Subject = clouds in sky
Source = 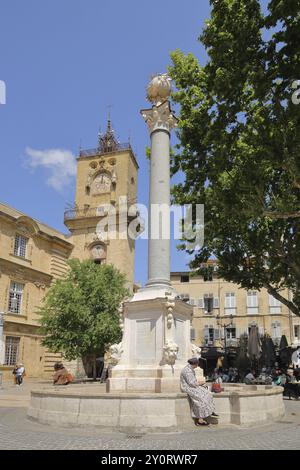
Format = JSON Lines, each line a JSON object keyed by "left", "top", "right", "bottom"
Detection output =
{"left": 25, "top": 147, "right": 76, "bottom": 192}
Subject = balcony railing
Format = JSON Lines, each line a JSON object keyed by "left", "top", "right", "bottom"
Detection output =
{"left": 64, "top": 207, "right": 102, "bottom": 221}
{"left": 79, "top": 142, "right": 132, "bottom": 158}
{"left": 64, "top": 200, "right": 138, "bottom": 222}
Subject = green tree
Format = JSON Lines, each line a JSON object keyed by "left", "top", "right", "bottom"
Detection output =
{"left": 169, "top": 0, "right": 300, "bottom": 316}
{"left": 39, "top": 260, "right": 129, "bottom": 379}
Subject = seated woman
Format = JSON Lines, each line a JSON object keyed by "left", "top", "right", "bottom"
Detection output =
{"left": 53, "top": 363, "right": 73, "bottom": 385}
{"left": 180, "top": 358, "right": 218, "bottom": 426}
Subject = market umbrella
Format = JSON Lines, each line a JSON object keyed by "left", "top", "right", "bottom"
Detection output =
{"left": 279, "top": 335, "right": 288, "bottom": 350}
{"left": 248, "top": 325, "right": 262, "bottom": 360}
{"left": 279, "top": 335, "right": 290, "bottom": 368}
{"left": 261, "top": 335, "right": 276, "bottom": 368}
{"left": 234, "top": 334, "right": 250, "bottom": 377}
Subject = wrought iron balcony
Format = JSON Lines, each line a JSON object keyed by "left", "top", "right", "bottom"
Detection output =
{"left": 79, "top": 142, "right": 132, "bottom": 158}
{"left": 64, "top": 206, "right": 101, "bottom": 221}
{"left": 64, "top": 199, "right": 138, "bottom": 222}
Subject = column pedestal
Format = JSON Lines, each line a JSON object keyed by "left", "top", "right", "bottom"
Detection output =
{"left": 107, "top": 290, "right": 202, "bottom": 393}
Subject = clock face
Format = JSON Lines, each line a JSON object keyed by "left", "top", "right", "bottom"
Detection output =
{"left": 92, "top": 173, "right": 111, "bottom": 194}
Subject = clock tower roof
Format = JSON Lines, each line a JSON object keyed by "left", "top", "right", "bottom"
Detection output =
{"left": 98, "top": 119, "right": 119, "bottom": 154}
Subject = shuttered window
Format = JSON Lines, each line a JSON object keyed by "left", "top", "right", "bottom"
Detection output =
{"left": 225, "top": 293, "right": 236, "bottom": 315}
{"left": 271, "top": 322, "right": 281, "bottom": 341}
{"left": 4, "top": 336, "right": 20, "bottom": 365}
{"left": 247, "top": 291, "right": 259, "bottom": 314}
{"left": 269, "top": 295, "right": 281, "bottom": 314}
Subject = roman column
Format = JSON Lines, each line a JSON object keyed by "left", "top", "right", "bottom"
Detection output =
{"left": 141, "top": 74, "right": 177, "bottom": 290}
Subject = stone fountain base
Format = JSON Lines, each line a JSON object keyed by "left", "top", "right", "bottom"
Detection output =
{"left": 27, "top": 383, "right": 285, "bottom": 433}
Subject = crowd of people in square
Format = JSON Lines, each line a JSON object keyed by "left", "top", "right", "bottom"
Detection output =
{"left": 209, "top": 365, "right": 299, "bottom": 386}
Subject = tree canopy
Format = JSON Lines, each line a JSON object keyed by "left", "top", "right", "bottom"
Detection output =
{"left": 39, "top": 260, "right": 129, "bottom": 376}
{"left": 169, "top": 0, "right": 300, "bottom": 315}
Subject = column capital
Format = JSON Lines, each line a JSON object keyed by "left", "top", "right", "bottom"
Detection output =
{"left": 141, "top": 101, "right": 178, "bottom": 135}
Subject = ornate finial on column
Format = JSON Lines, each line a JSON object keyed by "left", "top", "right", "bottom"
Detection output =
{"left": 141, "top": 74, "right": 178, "bottom": 135}
{"left": 146, "top": 73, "right": 172, "bottom": 106}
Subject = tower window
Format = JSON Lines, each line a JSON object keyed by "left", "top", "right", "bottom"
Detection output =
{"left": 90, "top": 244, "right": 106, "bottom": 264}
{"left": 8, "top": 282, "right": 24, "bottom": 314}
{"left": 14, "top": 235, "right": 28, "bottom": 258}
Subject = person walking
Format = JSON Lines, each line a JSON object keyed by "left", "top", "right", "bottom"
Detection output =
{"left": 15, "top": 363, "right": 25, "bottom": 386}
{"left": 180, "top": 357, "right": 218, "bottom": 426}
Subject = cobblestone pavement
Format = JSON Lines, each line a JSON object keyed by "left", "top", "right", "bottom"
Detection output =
{"left": 0, "top": 381, "right": 299, "bottom": 450}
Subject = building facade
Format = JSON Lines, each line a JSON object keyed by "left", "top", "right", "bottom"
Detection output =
{"left": 0, "top": 203, "right": 73, "bottom": 380}
{"left": 0, "top": 122, "right": 138, "bottom": 381}
{"left": 171, "top": 267, "right": 300, "bottom": 349}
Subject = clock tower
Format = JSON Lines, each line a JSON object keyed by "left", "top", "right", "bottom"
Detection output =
{"left": 64, "top": 120, "right": 138, "bottom": 291}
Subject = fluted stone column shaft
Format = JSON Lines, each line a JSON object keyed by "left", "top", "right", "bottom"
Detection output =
{"left": 141, "top": 96, "right": 177, "bottom": 290}
{"left": 147, "top": 128, "right": 171, "bottom": 288}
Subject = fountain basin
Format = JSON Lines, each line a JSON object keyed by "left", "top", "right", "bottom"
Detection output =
{"left": 27, "top": 383, "right": 285, "bottom": 432}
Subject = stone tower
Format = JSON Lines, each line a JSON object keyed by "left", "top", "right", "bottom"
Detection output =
{"left": 64, "top": 121, "right": 138, "bottom": 291}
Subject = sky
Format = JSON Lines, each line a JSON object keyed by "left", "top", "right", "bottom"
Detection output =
{"left": 0, "top": 0, "right": 268, "bottom": 285}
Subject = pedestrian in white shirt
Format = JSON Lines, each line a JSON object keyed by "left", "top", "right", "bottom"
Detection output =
{"left": 16, "top": 363, "right": 25, "bottom": 386}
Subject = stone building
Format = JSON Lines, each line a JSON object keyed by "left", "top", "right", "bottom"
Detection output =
{"left": 0, "top": 202, "right": 73, "bottom": 380}
{"left": 0, "top": 122, "right": 138, "bottom": 381}
{"left": 171, "top": 265, "right": 300, "bottom": 349}
{"left": 65, "top": 120, "right": 138, "bottom": 289}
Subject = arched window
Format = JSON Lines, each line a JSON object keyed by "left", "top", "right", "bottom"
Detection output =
{"left": 90, "top": 243, "right": 107, "bottom": 264}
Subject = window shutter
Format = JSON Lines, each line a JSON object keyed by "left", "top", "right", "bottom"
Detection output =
{"left": 276, "top": 322, "right": 281, "bottom": 338}
{"left": 225, "top": 293, "right": 236, "bottom": 308}
{"left": 214, "top": 328, "right": 220, "bottom": 340}
{"left": 259, "top": 327, "right": 264, "bottom": 336}
{"left": 204, "top": 327, "right": 209, "bottom": 340}
{"left": 241, "top": 327, "right": 249, "bottom": 336}
{"left": 269, "top": 294, "right": 279, "bottom": 307}
{"left": 213, "top": 297, "right": 219, "bottom": 309}
{"left": 198, "top": 298, "right": 204, "bottom": 308}
{"left": 236, "top": 328, "right": 240, "bottom": 339}
{"left": 247, "top": 291, "right": 257, "bottom": 307}
{"left": 271, "top": 322, "right": 276, "bottom": 338}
